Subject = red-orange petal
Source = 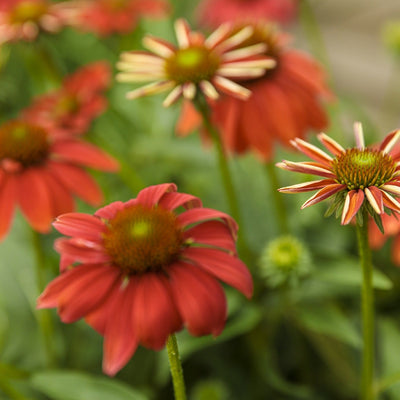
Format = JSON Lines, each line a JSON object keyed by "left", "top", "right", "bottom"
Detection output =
{"left": 183, "top": 247, "right": 253, "bottom": 298}
{"left": 132, "top": 273, "right": 182, "bottom": 349}
{"left": 0, "top": 174, "right": 17, "bottom": 240}
{"left": 341, "top": 190, "right": 364, "bottom": 225}
{"left": 136, "top": 183, "right": 177, "bottom": 207}
{"left": 17, "top": 168, "right": 53, "bottom": 233}
{"left": 169, "top": 261, "right": 227, "bottom": 337}
{"left": 53, "top": 213, "right": 105, "bottom": 241}
{"left": 183, "top": 220, "right": 236, "bottom": 253}
{"left": 158, "top": 191, "right": 202, "bottom": 211}
{"left": 51, "top": 140, "right": 119, "bottom": 171}
{"left": 103, "top": 281, "right": 138, "bottom": 376}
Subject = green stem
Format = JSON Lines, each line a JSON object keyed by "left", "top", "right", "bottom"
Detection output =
{"left": 193, "top": 96, "right": 252, "bottom": 261}
{"left": 193, "top": 97, "right": 241, "bottom": 224}
{"left": 356, "top": 214, "right": 375, "bottom": 400}
{"left": 166, "top": 334, "right": 187, "bottom": 400}
{"left": 31, "top": 229, "right": 56, "bottom": 368}
{"left": 265, "top": 162, "right": 289, "bottom": 234}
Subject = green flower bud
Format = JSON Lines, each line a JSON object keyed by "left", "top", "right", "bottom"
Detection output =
{"left": 258, "top": 235, "right": 312, "bottom": 288}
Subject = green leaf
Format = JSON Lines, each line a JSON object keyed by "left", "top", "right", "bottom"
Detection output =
{"left": 314, "top": 258, "right": 393, "bottom": 290}
{"left": 30, "top": 370, "right": 149, "bottom": 400}
{"left": 296, "top": 303, "right": 361, "bottom": 347}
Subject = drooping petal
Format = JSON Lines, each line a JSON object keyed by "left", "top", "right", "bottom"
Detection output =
{"left": 49, "top": 161, "right": 104, "bottom": 205}
{"left": 183, "top": 220, "right": 236, "bottom": 253}
{"left": 43, "top": 169, "right": 75, "bottom": 217}
{"left": 51, "top": 140, "right": 119, "bottom": 171}
{"left": 182, "top": 247, "right": 253, "bottom": 298}
{"left": 290, "top": 138, "right": 332, "bottom": 166}
{"left": 132, "top": 273, "right": 182, "bottom": 349}
{"left": 276, "top": 160, "right": 336, "bottom": 179}
{"left": 158, "top": 191, "right": 202, "bottom": 211}
{"left": 17, "top": 168, "right": 53, "bottom": 233}
{"left": 341, "top": 190, "right": 365, "bottom": 225}
{"left": 278, "top": 179, "right": 338, "bottom": 193}
{"left": 102, "top": 280, "right": 138, "bottom": 376}
{"left": 37, "top": 264, "right": 111, "bottom": 308}
{"left": 380, "top": 129, "right": 400, "bottom": 154}
{"left": 57, "top": 265, "right": 120, "bottom": 323}
{"left": 95, "top": 201, "right": 126, "bottom": 220}
{"left": 382, "top": 191, "right": 400, "bottom": 213}
{"left": 0, "top": 174, "right": 17, "bottom": 240}
{"left": 317, "top": 132, "right": 345, "bottom": 156}
{"left": 136, "top": 183, "right": 177, "bottom": 207}
{"left": 301, "top": 184, "right": 346, "bottom": 209}
{"left": 54, "top": 237, "right": 111, "bottom": 264}
{"left": 53, "top": 213, "right": 105, "bottom": 241}
{"left": 177, "top": 208, "right": 238, "bottom": 239}
{"left": 169, "top": 261, "right": 227, "bottom": 337}
{"left": 365, "top": 186, "right": 384, "bottom": 215}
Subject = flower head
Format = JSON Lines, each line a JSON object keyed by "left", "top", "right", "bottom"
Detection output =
{"left": 196, "top": 0, "right": 298, "bottom": 29}
{"left": 259, "top": 235, "right": 312, "bottom": 287}
{"left": 72, "top": 0, "right": 169, "bottom": 37}
{"left": 23, "top": 62, "right": 111, "bottom": 136}
{"left": 0, "top": 118, "right": 118, "bottom": 239}
{"left": 37, "top": 183, "right": 253, "bottom": 376}
{"left": 0, "top": 0, "right": 80, "bottom": 44}
{"left": 116, "top": 18, "right": 276, "bottom": 106}
{"left": 277, "top": 123, "right": 400, "bottom": 225}
{"left": 177, "top": 23, "right": 332, "bottom": 161}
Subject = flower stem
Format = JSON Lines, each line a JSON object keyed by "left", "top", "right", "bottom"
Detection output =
{"left": 192, "top": 96, "right": 253, "bottom": 263}
{"left": 356, "top": 214, "right": 375, "bottom": 400}
{"left": 31, "top": 229, "right": 56, "bottom": 368}
{"left": 193, "top": 97, "right": 241, "bottom": 224}
{"left": 166, "top": 334, "right": 186, "bottom": 400}
{"left": 265, "top": 162, "right": 289, "bottom": 234}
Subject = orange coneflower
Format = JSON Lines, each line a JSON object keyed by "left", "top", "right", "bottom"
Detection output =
{"left": 37, "top": 183, "right": 253, "bottom": 376}
{"left": 23, "top": 62, "right": 111, "bottom": 137}
{"left": 277, "top": 123, "right": 400, "bottom": 225}
{"left": 0, "top": 119, "right": 118, "bottom": 239}
{"left": 116, "top": 18, "right": 276, "bottom": 106}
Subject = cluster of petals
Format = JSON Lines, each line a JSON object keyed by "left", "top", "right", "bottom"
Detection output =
{"left": 37, "top": 183, "right": 253, "bottom": 376}
{"left": 0, "top": 0, "right": 81, "bottom": 44}
{"left": 116, "top": 18, "right": 276, "bottom": 106}
{"left": 71, "top": 0, "right": 169, "bottom": 37}
{"left": 196, "top": 0, "right": 298, "bottom": 28}
{"left": 0, "top": 119, "right": 118, "bottom": 240}
{"left": 177, "top": 25, "right": 332, "bottom": 161}
{"left": 23, "top": 62, "right": 111, "bottom": 137}
{"left": 277, "top": 123, "right": 400, "bottom": 225}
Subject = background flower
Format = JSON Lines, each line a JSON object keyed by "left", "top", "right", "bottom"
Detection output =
{"left": 177, "top": 24, "right": 332, "bottom": 161}
{"left": 196, "top": 0, "right": 298, "bottom": 29}
{"left": 37, "top": 183, "right": 253, "bottom": 376}
{"left": 23, "top": 61, "right": 111, "bottom": 136}
{"left": 116, "top": 18, "right": 276, "bottom": 106}
{"left": 0, "top": 118, "right": 118, "bottom": 239}
{"left": 72, "top": 0, "right": 169, "bottom": 37}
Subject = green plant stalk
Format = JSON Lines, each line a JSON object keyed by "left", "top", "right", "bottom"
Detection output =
{"left": 265, "top": 162, "right": 289, "bottom": 234}
{"left": 31, "top": 229, "right": 56, "bottom": 368}
{"left": 166, "top": 334, "right": 187, "bottom": 400}
{"left": 356, "top": 214, "right": 374, "bottom": 400}
{"left": 193, "top": 96, "right": 252, "bottom": 261}
{"left": 193, "top": 97, "right": 241, "bottom": 224}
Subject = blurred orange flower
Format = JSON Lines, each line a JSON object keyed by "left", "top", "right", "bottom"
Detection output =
{"left": 177, "top": 24, "right": 332, "bottom": 161}
{"left": 23, "top": 62, "right": 111, "bottom": 137}
{"left": 0, "top": 119, "right": 118, "bottom": 239}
